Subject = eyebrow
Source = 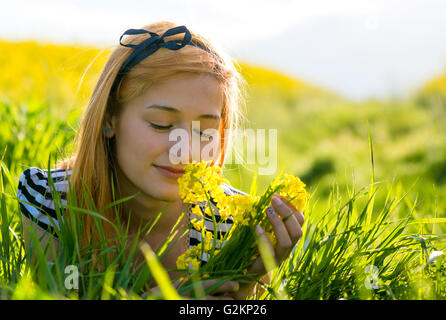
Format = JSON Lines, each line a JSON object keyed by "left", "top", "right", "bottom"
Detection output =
{"left": 145, "top": 104, "right": 221, "bottom": 120}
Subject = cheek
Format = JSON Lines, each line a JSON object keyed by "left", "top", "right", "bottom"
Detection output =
{"left": 115, "top": 121, "right": 167, "bottom": 166}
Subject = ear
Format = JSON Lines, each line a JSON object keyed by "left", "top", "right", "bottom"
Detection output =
{"left": 104, "top": 113, "right": 117, "bottom": 138}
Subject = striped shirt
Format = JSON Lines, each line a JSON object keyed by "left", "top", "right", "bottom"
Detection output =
{"left": 17, "top": 167, "right": 247, "bottom": 263}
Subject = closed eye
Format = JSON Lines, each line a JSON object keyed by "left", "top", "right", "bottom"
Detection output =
{"left": 149, "top": 122, "right": 173, "bottom": 130}
{"left": 149, "top": 122, "right": 213, "bottom": 138}
{"left": 193, "top": 129, "right": 212, "bottom": 138}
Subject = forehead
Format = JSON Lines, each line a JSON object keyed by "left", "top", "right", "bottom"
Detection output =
{"left": 129, "top": 73, "right": 224, "bottom": 117}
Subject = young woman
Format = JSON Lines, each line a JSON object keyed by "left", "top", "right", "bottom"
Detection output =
{"left": 17, "top": 21, "right": 305, "bottom": 299}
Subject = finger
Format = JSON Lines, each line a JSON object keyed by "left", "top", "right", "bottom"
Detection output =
{"left": 211, "top": 281, "right": 239, "bottom": 294}
{"left": 203, "top": 295, "right": 235, "bottom": 300}
{"left": 268, "top": 205, "right": 302, "bottom": 246}
{"left": 265, "top": 205, "right": 292, "bottom": 261}
{"left": 248, "top": 225, "right": 276, "bottom": 276}
{"left": 246, "top": 256, "right": 266, "bottom": 277}
{"left": 203, "top": 280, "right": 239, "bottom": 294}
{"left": 296, "top": 210, "right": 305, "bottom": 227}
{"left": 277, "top": 194, "right": 305, "bottom": 226}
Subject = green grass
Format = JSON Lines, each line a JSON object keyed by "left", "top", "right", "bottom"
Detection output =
{"left": 1, "top": 143, "right": 445, "bottom": 299}
{"left": 0, "top": 43, "right": 445, "bottom": 299}
{"left": 1, "top": 119, "right": 445, "bottom": 300}
{"left": 1, "top": 152, "right": 192, "bottom": 299}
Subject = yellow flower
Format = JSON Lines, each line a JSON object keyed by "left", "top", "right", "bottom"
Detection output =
{"left": 266, "top": 231, "right": 277, "bottom": 248}
{"left": 176, "top": 252, "right": 192, "bottom": 270}
{"left": 191, "top": 204, "right": 204, "bottom": 217}
{"left": 188, "top": 258, "right": 200, "bottom": 271}
{"left": 177, "top": 161, "right": 209, "bottom": 204}
{"left": 217, "top": 206, "right": 232, "bottom": 221}
{"left": 198, "top": 204, "right": 217, "bottom": 218}
{"left": 176, "top": 246, "right": 202, "bottom": 271}
{"left": 191, "top": 218, "right": 205, "bottom": 232}
{"left": 277, "top": 174, "right": 308, "bottom": 213}
{"left": 178, "top": 161, "right": 229, "bottom": 204}
{"left": 204, "top": 231, "right": 213, "bottom": 251}
{"left": 224, "top": 194, "right": 257, "bottom": 225}
{"left": 202, "top": 166, "right": 228, "bottom": 192}
{"left": 211, "top": 187, "right": 233, "bottom": 221}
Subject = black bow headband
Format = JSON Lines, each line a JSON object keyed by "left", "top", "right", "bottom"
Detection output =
{"left": 111, "top": 25, "right": 210, "bottom": 93}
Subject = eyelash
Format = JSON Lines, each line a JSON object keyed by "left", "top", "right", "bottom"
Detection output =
{"left": 149, "top": 122, "right": 212, "bottom": 138}
{"left": 149, "top": 122, "right": 173, "bottom": 130}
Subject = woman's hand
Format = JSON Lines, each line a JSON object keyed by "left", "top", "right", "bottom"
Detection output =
{"left": 231, "top": 193, "right": 305, "bottom": 299}
{"left": 253, "top": 193, "right": 304, "bottom": 273}
{"left": 145, "top": 279, "right": 240, "bottom": 300}
{"left": 144, "top": 193, "right": 305, "bottom": 300}
{"left": 194, "top": 279, "right": 240, "bottom": 300}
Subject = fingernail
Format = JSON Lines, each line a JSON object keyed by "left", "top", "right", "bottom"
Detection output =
{"left": 266, "top": 206, "right": 277, "bottom": 217}
{"left": 272, "top": 194, "right": 281, "bottom": 207}
{"left": 255, "top": 225, "right": 263, "bottom": 235}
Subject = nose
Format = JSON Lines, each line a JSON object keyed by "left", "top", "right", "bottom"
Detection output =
{"left": 167, "top": 123, "right": 201, "bottom": 165}
{"left": 188, "top": 124, "right": 201, "bottom": 164}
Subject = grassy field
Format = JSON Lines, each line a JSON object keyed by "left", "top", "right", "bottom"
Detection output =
{"left": 0, "top": 39, "right": 445, "bottom": 299}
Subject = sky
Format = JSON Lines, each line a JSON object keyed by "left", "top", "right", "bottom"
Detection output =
{"left": 1, "top": 0, "right": 446, "bottom": 101}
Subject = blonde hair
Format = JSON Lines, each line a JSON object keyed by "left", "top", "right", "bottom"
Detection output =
{"left": 56, "top": 21, "right": 247, "bottom": 247}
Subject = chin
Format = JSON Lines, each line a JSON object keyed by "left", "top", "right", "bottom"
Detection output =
{"left": 151, "top": 184, "right": 180, "bottom": 202}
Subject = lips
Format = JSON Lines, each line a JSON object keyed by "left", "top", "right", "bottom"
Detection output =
{"left": 153, "top": 164, "right": 185, "bottom": 179}
{"left": 153, "top": 165, "right": 185, "bottom": 173}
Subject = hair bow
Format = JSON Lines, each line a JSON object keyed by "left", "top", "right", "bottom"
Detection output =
{"left": 112, "top": 25, "right": 209, "bottom": 92}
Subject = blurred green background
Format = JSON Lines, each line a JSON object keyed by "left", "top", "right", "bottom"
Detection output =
{"left": 1, "top": 34, "right": 445, "bottom": 300}
{"left": 1, "top": 39, "right": 445, "bottom": 234}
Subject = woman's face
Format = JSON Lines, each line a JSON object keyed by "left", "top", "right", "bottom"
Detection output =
{"left": 108, "top": 73, "right": 224, "bottom": 202}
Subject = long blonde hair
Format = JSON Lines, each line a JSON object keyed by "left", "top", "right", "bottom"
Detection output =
{"left": 56, "top": 21, "right": 246, "bottom": 247}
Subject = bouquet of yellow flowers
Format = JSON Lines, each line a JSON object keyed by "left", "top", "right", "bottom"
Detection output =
{"left": 176, "top": 161, "right": 308, "bottom": 289}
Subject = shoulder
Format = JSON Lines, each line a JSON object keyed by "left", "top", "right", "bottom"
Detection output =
{"left": 17, "top": 167, "right": 72, "bottom": 236}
